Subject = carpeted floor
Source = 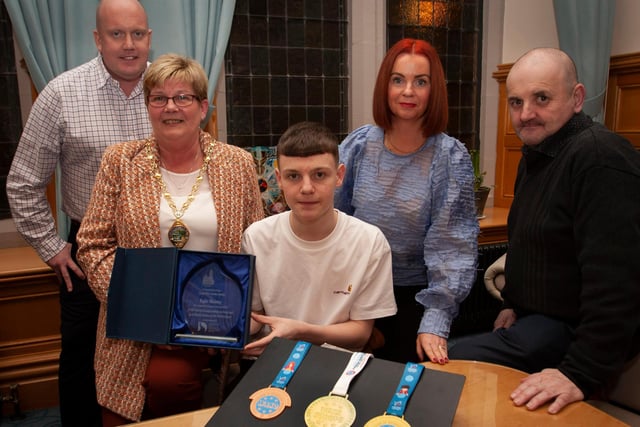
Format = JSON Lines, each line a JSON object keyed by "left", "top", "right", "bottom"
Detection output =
{"left": 0, "top": 364, "right": 235, "bottom": 427}
{"left": 0, "top": 406, "right": 60, "bottom": 427}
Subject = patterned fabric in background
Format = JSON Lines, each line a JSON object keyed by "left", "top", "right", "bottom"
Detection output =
{"left": 245, "top": 146, "right": 288, "bottom": 216}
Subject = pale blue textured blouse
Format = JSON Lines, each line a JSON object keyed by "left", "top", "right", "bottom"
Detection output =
{"left": 335, "top": 125, "right": 479, "bottom": 337}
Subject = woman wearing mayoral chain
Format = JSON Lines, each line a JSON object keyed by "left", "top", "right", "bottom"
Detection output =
{"left": 77, "top": 54, "right": 263, "bottom": 426}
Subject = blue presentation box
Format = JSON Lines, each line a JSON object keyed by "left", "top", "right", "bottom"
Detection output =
{"left": 107, "top": 247, "right": 255, "bottom": 350}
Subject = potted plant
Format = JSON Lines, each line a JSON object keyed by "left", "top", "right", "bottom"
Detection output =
{"left": 469, "top": 149, "right": 491, "bottom": 218}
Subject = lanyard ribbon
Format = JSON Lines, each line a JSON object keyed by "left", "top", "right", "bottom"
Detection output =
{"left": 385, "top": 363, "right": 424, "bottom": 417}
{"left": 330, "top": 351, "right": 372, "bottom": 396}
{"left": 270, "top": 341, "right": 311, "bottom": 389}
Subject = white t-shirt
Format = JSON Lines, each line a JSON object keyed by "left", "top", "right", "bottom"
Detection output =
{"left": 241, "top": 210, "right": 397, "bottom": 325}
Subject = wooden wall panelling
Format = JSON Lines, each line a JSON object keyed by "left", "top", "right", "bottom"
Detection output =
{"left": 0, "top": 247, "right": 60, "bottom": 411}
{"left": 492, "top": 64, "right": 521, "bottom": 208}
{"left": 605, "top": 53, "right": 640, "bottom": 150}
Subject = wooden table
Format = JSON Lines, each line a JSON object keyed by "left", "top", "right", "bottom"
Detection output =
{"left": 425, "top": 360, "right": 628, "bottom": 426}
{"left": 126, "top": 360, "right": 627, "bottom": 426}
{"left": 123, "top": 407, "right": 217, "bottom": 426}
{"left": 478, "top": 206, "right": 509, "bottom": 245}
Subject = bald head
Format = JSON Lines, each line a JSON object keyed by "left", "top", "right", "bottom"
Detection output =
{"left": 505, "top": 48, "right": 585, "bottom": 146}
{"left": 93, "top": 0, "right": 150, "bottom": 96}
{"left": 509, "top": 48, "right": 579, "bottom": 96}
{"left": 96, "top": 0, "right": 148, "bottom": 31}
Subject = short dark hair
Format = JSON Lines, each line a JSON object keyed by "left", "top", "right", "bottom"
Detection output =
{"left": 373, "top": 38, "right": 448, "bottom": 138}
{"left": 277, "top": 122, "right": 339, "bottom": 165}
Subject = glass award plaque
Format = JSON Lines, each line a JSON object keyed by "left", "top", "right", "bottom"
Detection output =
{"left": 176, "top": 260, "right": 244, "bottom": 343}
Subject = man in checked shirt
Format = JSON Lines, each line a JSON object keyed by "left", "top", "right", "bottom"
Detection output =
{"left": 6, "top": 1, "right": 152, "bottom": 425}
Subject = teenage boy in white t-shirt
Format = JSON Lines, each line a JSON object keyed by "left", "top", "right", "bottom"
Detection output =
{"left": 241, "top": 121, "right": 397, "bottom": 357}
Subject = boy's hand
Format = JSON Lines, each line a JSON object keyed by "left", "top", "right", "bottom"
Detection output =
{"left": 242, "top": 313, "right": 304, "bottom": 357}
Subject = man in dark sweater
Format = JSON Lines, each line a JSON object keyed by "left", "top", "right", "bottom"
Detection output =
{"left": 449, "top": 47, "right": 640, "bottom": 414}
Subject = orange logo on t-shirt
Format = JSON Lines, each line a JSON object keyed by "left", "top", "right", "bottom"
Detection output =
{"left": 333, "top": 283, "right": 353, "bottom": 295}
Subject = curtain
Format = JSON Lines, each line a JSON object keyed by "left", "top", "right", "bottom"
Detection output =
{"left": 4, "top": 0, "right": 97, "bottom": 92}
{"left": 553, "top": 0, "right": 616, "bottom": 123}
{"left": 143, "top": 0, "right": 235, "bottom": 107}
{"left": 5, "top": 0, "right": 236, "bottom": 237}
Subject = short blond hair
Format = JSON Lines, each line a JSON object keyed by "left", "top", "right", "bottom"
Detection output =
{"left": 143, "top": 53, "right": 208, "bottom": 102}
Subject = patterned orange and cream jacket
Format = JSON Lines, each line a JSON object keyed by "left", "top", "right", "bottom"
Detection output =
{"left": 76, "top": 131, "right": 263, "bottom": 421}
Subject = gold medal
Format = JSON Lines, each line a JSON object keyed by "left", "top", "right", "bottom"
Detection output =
{"left": 364, "top": 414, "right": 411, "bottom": 427}
{"left": 305, "top": 351, "right": 371, "bottom": 426}
{"left": 168, "top": 219, "right": 190, "bottom": 248}
{"left": 249, "top": 387, "right": 291, "bottom": 420}
{"left": 304, "top": 394, "right": 356, "bottom": 427}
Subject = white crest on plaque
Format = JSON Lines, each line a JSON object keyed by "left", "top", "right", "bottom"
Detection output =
{"left": 203, "top": 267, "right": 215, "bottom": 286}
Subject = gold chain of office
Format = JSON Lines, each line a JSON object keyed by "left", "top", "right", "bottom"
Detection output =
{"left": 145, "top": 138, "right": 215, "bottom": 248}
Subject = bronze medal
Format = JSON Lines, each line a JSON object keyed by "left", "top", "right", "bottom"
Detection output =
{"left": 168, "top": 219, "right": 189, "bottom": 248}
{"left": 304, "top": 394, "right": 356, "bottom": 427}
{"left": 248, "top": 341, "right": 312, "bottom": 420}
{"left": 364, "top": 414, "right": 411, "bottom": 427}
{"left": 249, "top": 387, "right": 291, "bottom": 420}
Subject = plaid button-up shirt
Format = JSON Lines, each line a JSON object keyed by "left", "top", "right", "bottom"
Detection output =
{"left": 6, "top": 56, "right": 152, "bottom": 261}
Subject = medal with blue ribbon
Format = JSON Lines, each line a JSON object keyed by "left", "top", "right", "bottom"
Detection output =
{"left": 364, "top": 363, "right": 424, "bottom": 427}
{"left": 249, "top": 341, "right": 311, "bottom": 419}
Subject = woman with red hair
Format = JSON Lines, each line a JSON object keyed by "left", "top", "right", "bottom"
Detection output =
{"left": 335, "top": 38, "right": 479, "bottom": 364}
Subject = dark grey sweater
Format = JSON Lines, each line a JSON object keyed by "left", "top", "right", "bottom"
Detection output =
{"left": 504, "top": 112, "right": 640, "bottom": 397}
